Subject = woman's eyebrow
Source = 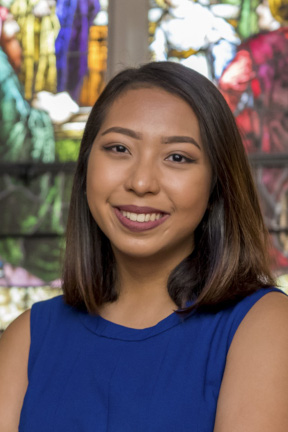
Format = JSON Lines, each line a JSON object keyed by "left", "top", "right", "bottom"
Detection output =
{"left": 101, "top": 126, "right": 142, "bottom": 139}
{"left": 101, "top": 127, "right": 201, "bottom": 150}
{"left": 162, "top": 136, "right": 201, "bottom": 150}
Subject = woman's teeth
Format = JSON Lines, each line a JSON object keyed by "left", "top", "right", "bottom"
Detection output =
{"left": 121, "top": 211, "right": 162, "bottom": 222}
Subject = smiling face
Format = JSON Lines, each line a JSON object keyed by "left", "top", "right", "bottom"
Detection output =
{"left": 86, "top": 87, "right": 212, "bottom": 265}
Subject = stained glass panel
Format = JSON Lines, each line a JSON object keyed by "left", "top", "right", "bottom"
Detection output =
{"left": 0, "top": 286, "right": 62, "bottom": 331}
{"left": 1, "top": 0, "right": 288, "bottom": 330}
{"left": 149, "top": 0, "right": 288, "bottom": 285}
{"left": 0, "top": 0, "right": 109, "bottom": 330}
{"left": 252, "top": 166, "right": 288, "bottom": 273}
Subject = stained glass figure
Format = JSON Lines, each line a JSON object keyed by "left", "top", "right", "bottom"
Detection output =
{"left": 218, "top": 0, "right": 288, "bottom": 278}
{"left": 55, "top": 0, "right": 101, "bottom": 103}
{"left": 149, "top": 0, "right": 240, "bottom": 81}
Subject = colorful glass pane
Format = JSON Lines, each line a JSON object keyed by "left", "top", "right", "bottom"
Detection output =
{"left": 0, "top": 0, "right": 109, "bottom": 329}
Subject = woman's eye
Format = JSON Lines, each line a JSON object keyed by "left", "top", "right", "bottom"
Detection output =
{"left": 105, "top": 145, "right": 128, "bottom": 153}
{"left": 166, "top": 154, "right": 194, "bottom": 163}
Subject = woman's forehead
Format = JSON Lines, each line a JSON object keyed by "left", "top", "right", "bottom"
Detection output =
{"left": 97, "top": 87, "right": 202, "bottom": 143}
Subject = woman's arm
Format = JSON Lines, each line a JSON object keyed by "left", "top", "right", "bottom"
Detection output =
{"left": 214, "top": 292, "right": 288, "bottom": 432}
{"left": 0, "top": 310, "right": 30, "bottom": 432}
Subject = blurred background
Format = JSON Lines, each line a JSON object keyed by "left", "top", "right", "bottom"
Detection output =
{"left": 1, "top": 0, "right": 288, "bottom": 331}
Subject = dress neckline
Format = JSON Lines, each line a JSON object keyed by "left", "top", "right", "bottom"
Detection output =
{"left": 78, "top": 309, "right": 184, "bottom": 341}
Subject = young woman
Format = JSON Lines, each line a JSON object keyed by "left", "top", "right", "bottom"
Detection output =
{"left": 1, "top": 61, "right": 288, "bottom": 432}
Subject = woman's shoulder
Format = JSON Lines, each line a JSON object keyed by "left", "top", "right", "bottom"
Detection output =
{"left": 0, "top": 309, "right": 31, "bottom": 431}
{"left": 214, "top": 289, "right": 288, "bottom": 431}
{"left": 0, "top": 308, "right": 31, "bottom": 352}
{"left": 220, "top": 287, "right": 286, "bottom": 349}
{"left": 229, "top": 288, "right": 288, "bottom": 359}
{"left": 242, "top": 287, "right": 288, "bottom": 321}
{"left": 29, "top": 294, "right": 84, "bottom": 338}
{"left": 0, "top": 308, "right": 31, "bottom": 371}
{"left": 30, "top": 294, "right": 75, "bottom": 323}
{"left": 0, "top": 295, "right": 67, "bottom": 430}
{"left": 31, "top": 294, "right": 65, "bottom": 311}
{"left": 228, "top": 286, "right": 285, "bottom": 315}
{"left": 230, "top": 288, "right": 288, "bottom": 359}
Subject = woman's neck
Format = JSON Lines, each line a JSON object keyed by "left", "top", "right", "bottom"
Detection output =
{"left": 98, "top": 253, "right": 180, "bottom": 329}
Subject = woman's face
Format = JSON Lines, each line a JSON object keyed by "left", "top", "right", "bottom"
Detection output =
{"left": 86, "top": 87, "right": 212, "bottom": 263}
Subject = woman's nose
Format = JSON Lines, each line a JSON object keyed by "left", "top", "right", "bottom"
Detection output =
{"left": 124, "top": 159, "right": 160, "bottom": 196}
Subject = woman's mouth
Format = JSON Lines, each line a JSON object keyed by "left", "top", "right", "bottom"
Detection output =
{"left": 114, "top": 206, "right": 169, "bottom": 232}
{"left": 121, "top": 210, "right": 163, "bottom": 223}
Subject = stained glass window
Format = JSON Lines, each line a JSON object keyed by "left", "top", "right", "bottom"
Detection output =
{"left": 0, "top": 0, "right": 109, "bottom": 331}
{"left": 149, "top": 0, "right": 288, "bottom": 293}
{"left": 1, "top": 0, "right": 288, "bottom": 331}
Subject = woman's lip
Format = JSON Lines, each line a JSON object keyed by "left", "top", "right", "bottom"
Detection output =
{"left": 114, "top": 208, "right": 169, "bottom": 232}
{"left": 116, "top": 205, "right": 168, "bottom": 214}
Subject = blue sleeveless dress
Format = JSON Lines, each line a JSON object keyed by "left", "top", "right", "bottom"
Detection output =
{"left": 19, "top": 287, "right": 281, "bottom": 432}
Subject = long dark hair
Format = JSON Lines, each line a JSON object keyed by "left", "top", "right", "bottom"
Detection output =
{"left": 62, "top": 61, "right": 274, "bottom": 313}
